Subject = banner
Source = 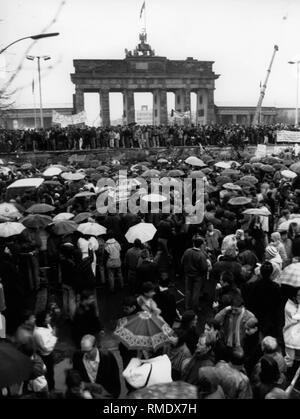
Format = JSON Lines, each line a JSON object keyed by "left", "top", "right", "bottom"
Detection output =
{"left": 171, "top": 109, "right": 191, "bottom": 119}
{"left": 276, "top": 130, "right": 300, "bottom": 143}
{"left": 52, "top": 110, "right": 87, "bottom": 127}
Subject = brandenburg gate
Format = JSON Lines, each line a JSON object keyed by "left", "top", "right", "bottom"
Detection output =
{"left": 70, "top": 33, "right": 219, "bottom": 126}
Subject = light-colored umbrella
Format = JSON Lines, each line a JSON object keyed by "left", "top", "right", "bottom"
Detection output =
{"left": 125, "top": 222, "right": 157, "bottom": 243}
{"left": 214, "top": 161, "right": 240, "bottom": 169}
{"left": 74, "top": 191, "right": 95, "bottom": 198}
{"left": 141, "top": 169, "right": 160, "bottom": 178}
{"left": 0, "top": 159, "right": 6, "bottom": 165}
{"left": 222, "top": 169, "right": 241, "bottom": 177}
{"left": 0, "top": 203, "right": 22, "bottom": 220}
{"left": 167, "top": 169, "right": 185, "bottom": 177}
{"left": 243, "top": 208, "right": 271, "bottom": 216}
{"left": 157, "top": 158, "right": 168, "bottom": 164}
{"left": 189, "top": 170, "right": 206, "bottom": 179}
{"left": 228, "top": 197, "right": 252, "bottom": 206}
{"left": 223, "top": 183, "right": 242, "bottom": 191}
{"left": 20, "top": 163, "right": 33, "bottom": 170}
{"left": 43, "top": 167, "right": 62, "bottom": 177}
{"left": 61, "top": 172, "right": 85, "bottom": 181}
{"left": 240, "top": 175, "right": 259, "bottom": 184}
{"left": 281, "top": 169, "right": 297, "bottom": 179}
{"left": 0, "top": 222, "right": 25, "bottom": 237}
{"left": 290, "top": 162, "right": 300, "bottom": 175}
{"left": 278, "top": 218, "right": 300, "bottom": 232}
{"left": 142, "top": 194, "right": 167, "bottom": 203}
{"left": 77, "top": 222, "right": 107, "bottom": 236}
{"left": 0, "top": 167, "right": 11, "bottom": 176}
{"left": 260, "top": 164, "right": 274, "bottom": 173}
{"left": 131, "top": 164, "right": 148, "bottom": 172}
{"left": 279, "top": 262, "right": 300, "bottom": 287}
{"left": 53, "top": 213, "right": 74, "bottom": 222}
{"left": 185, "top": 156, "right": 206, "bottom": 167}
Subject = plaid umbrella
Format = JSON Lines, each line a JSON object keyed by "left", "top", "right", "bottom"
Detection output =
{"left": 0, "top": 341, "right": 32, "bottom": 388}
{"left": 130, "top": 381, "right": 197, "bottom": 400}
{"left": 26, "top": 204, "right": 55, "bottom": 214}
{"left": 114, "top": 311, "right": 175, "bottom": 351}
{"left": 279, "top": 262, "right": 300, "bottom": 287}
{"left": 21, "top": 214, "right": 53, "bottom": 229}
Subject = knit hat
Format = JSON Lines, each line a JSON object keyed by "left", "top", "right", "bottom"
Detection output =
{"left": 265, "top": 245, "right": 279, "bottom": 259}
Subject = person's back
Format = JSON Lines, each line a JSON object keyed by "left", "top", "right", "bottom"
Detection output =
{"left": 214, "top": 360, "right": 252, "bottom": 399}
{"left": 182, "top": 247, "right": 207, "bottom": 278}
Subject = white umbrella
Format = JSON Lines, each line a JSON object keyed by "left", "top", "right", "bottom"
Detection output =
{"left": 125, "top": 222, "right": 157, "bottom": 243}
{"left": 53, "top": 213, "right": 74, "bottom": 222}
{"left": 281, "top": 169, "right": 297, "bottom": 179}
{"left": 74, "top": 191, "right": 95, "bottom": 198}
{"left": 185, "top": 156, "right": 206, "bottom": 167}
{"left": 142, "top": 194, "right": 167, "bottom": 203}
{"left": 243, "top": 208, "right": 271, "bottom": 216}
{"left": 0, "top": 222, "right": 25, "bottom": 238}
{"left": 0, "top": 167, "right": 11, "bottom": 176}
{"left": 61, "top": 172, "right": 85, "bottom": 181}
{"left": 278, "top": 218, "right": 300, "bottom": 232}
{"left": 0, "top": 203, "right": 22, "bottom": 220}
{"left": 77, "top": 222, "right": 107, "bottom": 236}
{"left": 43, "top": 167, "right": 62, "bottom": 177}
{"left": 223, "top": 183, "right": 242, "bottom": 191}
{"left": 214, "top": 161, "right": 241, "bottom": 169}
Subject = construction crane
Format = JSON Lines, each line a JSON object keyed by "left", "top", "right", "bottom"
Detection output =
{"left": 252, "top": 45, "right": 279, "bottom": 126}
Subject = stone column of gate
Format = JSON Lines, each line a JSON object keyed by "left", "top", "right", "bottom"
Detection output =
{"left": 123, "top": 90, "right": 135, "bottom": 124}
{"left": 152, "top": 89, "right": 160, "bottom": 125}
{"left": 174, "top": 89, "right": 183, "bottom": 112}
{"left": 196, "top": 89, "right": 205, "bottom": 126}
{"left": 206, "top": 88, "right": 216, "bottom": 124}
{"left": 99, "top": 89, "right": 110, "bottom": 127}
{"left": 159, "top": 89, "right": 168, "bottom": 125}
{"left": 183, "top": 88, "right": 191, "bottom": 126}
{"left": 74, "top": 87, "right": 84, "bottom": 113}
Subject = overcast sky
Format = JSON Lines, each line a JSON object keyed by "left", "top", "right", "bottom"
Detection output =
{"left": 1, "top": 0, "right": 300, "bottom": 122}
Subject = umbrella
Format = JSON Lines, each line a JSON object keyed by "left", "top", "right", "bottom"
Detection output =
{"left": 222, "top": 169, "right": 240, "bottom": 177}
{"left": 0, "top": 341, "right": 32, "bottom": 388}
{"left": 214, "top": 161, "right": 240, "bottom": 169}
{"left": 252, "top": 162, "right": 263, "bottom": 169}
{"left": 0, "top": 222, "right": 25, "bottom": 237}
{"left": 142, "top": 194, "right": 167, "bottom": 203}
{"left": 0, "top": 203, "right": 22, "bottom": 220}
{"left": 131, "top": 164, "right": 148, "bottom": 172}
{"left": 281, "top": 169, "right": 298, "bottom": 179}
{"left": 279, "top": 263, "right": 300, "bottom": 288}
{"left": 260, "top": 164, "right": 274, "bottom": 173}
{"left": 216, "top": 176, "right": 231, "bottom": 186}
{"left": 223, "top": 183, "right": 242, "bottom": 191}
{"left": 125, "top": 222, "right": 157, "bottom": 243}
{"left": 44, "top": 180, "right": 61, "bottom": 186}
{"left": 130, "top": 381, "right": 198, "bottom": 400}
{"left": 243, "top": 208, "right": 271, "bottom": 216}
{"left": 20, "top": 163, "right": 33, "bottom": 170}
{"left": 201, "top": 167, "right": 213, "bottom": 175}
{"left": 90, "top": 173, "right": 103, "bottom": 181}
{"left": 26, "top": 204, "right": 55, "bottom": 214}
{"left": 77, "top": 222, "right": 107, "bottom": 236}
{"left": 43, "top": 167, "right": 62, "bottom": 177}
{"left": 290, "top": 162, "right": 300, "bottom": 175}
{"left": 114, "top": 311, "right": 174, "bottom": 351}
{"left": 139, "top": 161, "right": 152, "bottom": 166}
{"left": 53, "top": 213, "right": 74, "bottom": 222}
{"left": 157, "top": 158, "right": 168, "bottom": 164}
{"left": 96, "top": 165, "right": 110, "bottom": 172}
{"left": 228, "top": 197, "right": 252, "bottom": 206}
{"left": 51, "top": 164, "right": 68, "bottom": 171}
{"left": 277, "top": 218, "right": 300, "bottom": 232}
{"left": 51, "top": 220, "right": 77, "bottom": 236}
{"left": 73, "top": 212, "right": 92, "bottom": 224}
{"left": 167, "top": 169, "right": 184, "bottom": 177}
{"left": 0, "top": 159, "right": 6, "bottom": 165}
{"left": 74, "top": 191, "right": 95, "bottom": 198}
{"left": 240, "top": 175, "right": 259, "bottom": 184}
{"left": 189, "top": 170, "right": 206, "bottom": 179}
{"left": 61, "top": 172, "right": 85, "bottom": 181}
{"left": 21, "top": 214, "right": 52, "bottom": 229}
{"left": 185, "top": 156, "right": 206, "bottom": 167}
{"left": 141, "top": 169, "right": 160, "bottom": 178}
{"left": 0, "top": 167, "right": 12, "bottom": 176}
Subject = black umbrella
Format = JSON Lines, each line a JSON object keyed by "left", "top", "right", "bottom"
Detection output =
{"left": 0, "top": 341, "right": 32, "bottom": 388}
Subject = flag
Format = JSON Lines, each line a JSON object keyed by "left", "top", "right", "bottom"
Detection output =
{"left": 140, "top": 1, "right": 145, "bottom": 18}
{"left": 171, "top": 109, "right": 191, "bottom": 119}
{"left": 32, "top": 78, "right": 35, "bottom": 94}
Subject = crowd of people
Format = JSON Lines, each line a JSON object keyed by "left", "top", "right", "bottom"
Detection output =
{"left": 0, "top": 123, "right": 293, "bottom": 152}
{"left": 1, "top": 143, "right": 300, "bottom": 399}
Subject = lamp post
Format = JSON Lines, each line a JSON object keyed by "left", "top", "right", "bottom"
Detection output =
{"left": 288, "top": 60, "right": 300, "bottom": 127}
{"left": 0, "top": 32, "right": 59, "bottom": 55}
{"left": 27, "top": 55, "right": 51, "bottom": 129}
